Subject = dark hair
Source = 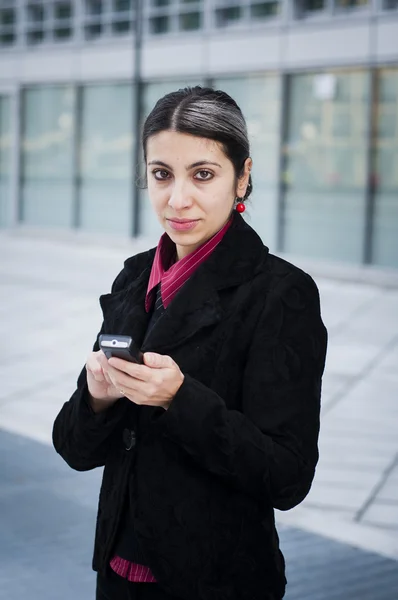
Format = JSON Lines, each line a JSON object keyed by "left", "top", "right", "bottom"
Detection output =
{"left": 142, "top": 86, "right": 253, "bottom": 201}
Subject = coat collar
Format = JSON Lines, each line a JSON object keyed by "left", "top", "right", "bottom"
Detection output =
{"left": 99, "top": 212, "right": 267, "bottom": 354}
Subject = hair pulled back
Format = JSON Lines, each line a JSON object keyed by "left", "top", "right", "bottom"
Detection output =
{"left": 142, "top": 86, "right": 253, "bottom": 201}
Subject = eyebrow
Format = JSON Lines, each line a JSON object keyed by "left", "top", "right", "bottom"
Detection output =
{"left": 147, "top": 160, "right": 222, "bottom": 170}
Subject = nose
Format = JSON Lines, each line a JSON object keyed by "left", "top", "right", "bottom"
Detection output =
{"left": 168, "top": 180, "right": 193, "bottom": 211}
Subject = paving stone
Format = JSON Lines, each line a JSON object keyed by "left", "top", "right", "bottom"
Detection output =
{"left": 362, "top": 501, "right": 398, "bottom": 530}
{"left": 312, "top": 466, "right": 381, "bottom": 489}
{"left": 377, "top": 475, "right": 398, "bottom": 503}
{"left": 324, "top": 342, "right": 381, "bottom": 377}
{"left": 303, "top": 483, "right": 371, "bottom": 511}
{"left": 1, "top": 429, "right": 398, "bottom": 600}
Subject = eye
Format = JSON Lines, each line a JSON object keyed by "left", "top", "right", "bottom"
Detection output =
{"left": 152, "top": 169, "right": 170, "bottom": 181}
{"left": 195, "top": 170, "right": 213, "bottom": 181}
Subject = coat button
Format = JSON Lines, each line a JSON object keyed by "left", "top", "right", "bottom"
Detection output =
{"left": 122, "top": 428, "right": 136, "bottom": 451}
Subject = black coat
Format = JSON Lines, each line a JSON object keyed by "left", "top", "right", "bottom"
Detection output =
{"left": 52, "top": 212, "right": 327, "bottom": 600}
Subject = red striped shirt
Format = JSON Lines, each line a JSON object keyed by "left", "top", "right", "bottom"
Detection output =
{"left": 110, "top": 215, "right": 233, "bottom": 583}
{"left": 145, "top": 215, "right": 233, "bottom": 312}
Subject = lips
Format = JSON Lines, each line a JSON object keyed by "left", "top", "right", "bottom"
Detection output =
{"left": 168, "top": 218, "right": 199, "bottom": 223}
{"left": 167, "top": 218, "right": 199, "bottom": 231}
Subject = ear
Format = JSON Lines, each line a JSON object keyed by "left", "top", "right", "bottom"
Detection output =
{"left": 236, "top": 157, "right": 253, "bottom": 198}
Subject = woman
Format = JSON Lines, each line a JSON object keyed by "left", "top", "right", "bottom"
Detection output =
{"left": 53, "top": 86, "right": 327, "bottom": 600}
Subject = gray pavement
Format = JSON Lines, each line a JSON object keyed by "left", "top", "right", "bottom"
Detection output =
{"left": 1, "top": 227, "right": 398, "bottom": 598}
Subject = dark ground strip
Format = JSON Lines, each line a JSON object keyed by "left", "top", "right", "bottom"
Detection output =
{"left": 0, "top": 430, "right": 397, "bottom": 600}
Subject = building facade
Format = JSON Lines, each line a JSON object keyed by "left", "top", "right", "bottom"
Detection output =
{"left": 0, "top": 0, "right": 397, "bottom": 268}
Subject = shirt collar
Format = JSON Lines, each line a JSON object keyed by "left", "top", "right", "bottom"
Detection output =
{"left": 145, "top": 215, "right": 233, "bottom": 312}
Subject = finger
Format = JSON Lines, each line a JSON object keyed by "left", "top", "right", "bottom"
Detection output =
{"left": 108, "top": 357, "right": 152, "bottom": 382}
{"left": 143, "top": 353, "right": 175, "bottom": 369}
{"left": 106, "top": 363, "right": 145, "bottom": 394}
{"left": 97, "top": 351, "right": 110, "bottom": 371}
{"left": 103, "top": 370, "right": 112, "bottom": 385}
{"left": 86, "top": 357, "right": 106, "bottom": 382}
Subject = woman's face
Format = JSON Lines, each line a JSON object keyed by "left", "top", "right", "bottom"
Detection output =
{"left": 146, "top": 130, "right": 251, "bottom": 260}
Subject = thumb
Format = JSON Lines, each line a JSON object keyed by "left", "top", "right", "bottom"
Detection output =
{"left": 144, "top": 352, "right": 174, "bottom": 369}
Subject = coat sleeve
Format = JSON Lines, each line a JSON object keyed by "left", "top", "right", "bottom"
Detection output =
{"left": 52, "top": 268, "right": 130, "bottom": 472}
{"left": 158, "top": 271, "right": 328, "bottom": 510}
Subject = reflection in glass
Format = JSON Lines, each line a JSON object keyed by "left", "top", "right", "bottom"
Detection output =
{"left": 79, "top": 84, "right": 133, "bottom": 235}
{"left": 27, "top": 29, "right": 46, "bottom": 44}
{"left": 213, "top": 75, "right": 282, "bottom": 251}
{"left": 296, "top": 0, "right": 327, "bottom": 16}
{"left": 113, "top": 0, "right": 132, "bottom": 9}
{"left": 0, "top": 8, "right": 15, "bottom": 25}
{"left": 54, "top": 2, "right": 73, "bottom": 20}
{"left": 179, "top": 11, "right": 201, "bottom": 30}
{"left": 85, "top": 0, "right": 103, "bottom": 15}
{"left": 372, "top": 69, "right": 398, "bottom": 267}
{"left": 215, "top": 6, "right": 242, "bottom": 27}
{"left": 85, "top": 22, "right": 103, "bottom": 39}
{"left": 21, "top": 86, "right": 75, "bottom": 227}
{"left": 335, "top": 0, "right": 368, "bottom": 7}
{"left": 0, "top": 96, "right": 11, "bottom": 226}
{"left": 26, "top": 3, "right": 46, "bottom": 23}
{"left": 150, "top": 15, "right": 170, "bottom": 33}
{"left": 282, "top": 71, "right": 369, "bottom": 263}
{"left": 112, "top": 19, "right": 131, "bottom": 33}
{"left": 250, "top": 1, "right": 279, "bottom": 18}
{"left": 54, "top": 26, "right": 72, "bottom": 40}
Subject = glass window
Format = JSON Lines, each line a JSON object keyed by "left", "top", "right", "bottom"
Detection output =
{"left": 27, "top": 29, "right": 46, "bottom": 44}
{"left": 21, "top": 86, "right": 75, "bottom": 227}
{"left": 53, "top": 1, "right": 73, "bottom": 41}
{"left": 334, "top": 0, "right": 369, "bottom": 8}
{"left": 0, "top": 4, "right": 16, "bottom": 46}
{"left": 213, "top": 75, "right": 282, "bottom": 251}
{"left": 54, "top": 1, "right": 73, "bottom": 20}
{"left": 149, "top": 14, "right": 170, "bottom": 33}
{"left": 25, "top": 1, "right": 47, "bottom": 44}
{"left": 26, "top": 2, "right": 46, "bottom": 23}
{"left": 250, "top": 1, "right": 279, "bottom": 18}
{"left": 85, "top": 0, "right": 104, "bottom": 16}
{"left": 113, "top": 0, "right": 133, "bottom": 9}
{"left": 112, "top": 19, "right": 131, "bottom": 33}
{"left": 282, "top": 71, "right": 370, "bottom": 263}
{"left": 0, "top": 7, "right": 15, "bottom": 26}
{"left": 0, "top": 96, "right": 12, "bottom": 227}
{"left": 382, "top": 0, "right": 398, "bottom": 8}
{"left": 215, "top": 5, "right": 243, "bottom": 27}
{"left": 111, "top": 0, "right": 133, "bottom": 34}
{"left": 303, "top": 0, "right": 327, "bottom": 10}
{"left": 85, "top": 22, "right": 103, "bottom": 39}
{"left": 371, "top": 69, "right": 398, "bottom": 268}
{"left": 179, "top": 11, "right": 201, "bottom": 30}
{"left": 79, "top": 84, "right": 134, "bottom": 235}
{"left": 0, "top": 31, "right": 15, "bottom": 45}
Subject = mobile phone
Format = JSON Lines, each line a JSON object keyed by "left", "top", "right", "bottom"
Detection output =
{"left": 99, "top": 334, "right": 143, "bottom": 364}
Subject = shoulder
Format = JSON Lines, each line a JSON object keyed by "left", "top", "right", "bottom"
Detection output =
{"left": 262, "top": 251, "right": 320, "bottom": 297}
{"left": 252, "top": 250, "right": 323, "bottom": 320}
{"left": 110, "top": 247, "right": 157, "bottom": 293}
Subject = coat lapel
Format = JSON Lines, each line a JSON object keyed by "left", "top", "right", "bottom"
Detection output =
{"left": 99, "top": 250, "right": 155, "bottom": 348}
{"left": 99, "top": 213, "right": 267, "bottom": 355}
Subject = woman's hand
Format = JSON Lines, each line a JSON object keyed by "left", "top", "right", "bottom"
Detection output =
{"left": 103, "top": 352, "right": 185, "bottom": 411}
{"left": 86, "top": 350, "right": 123, "bottom": 403}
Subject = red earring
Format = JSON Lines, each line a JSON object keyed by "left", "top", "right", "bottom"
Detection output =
{"left": 235, "top": 200, "right": 246, "bottom": 213}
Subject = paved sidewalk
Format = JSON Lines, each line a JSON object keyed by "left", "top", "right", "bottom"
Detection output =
{"left": 1, "top": 228, "right": 398, "bottom": 598}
